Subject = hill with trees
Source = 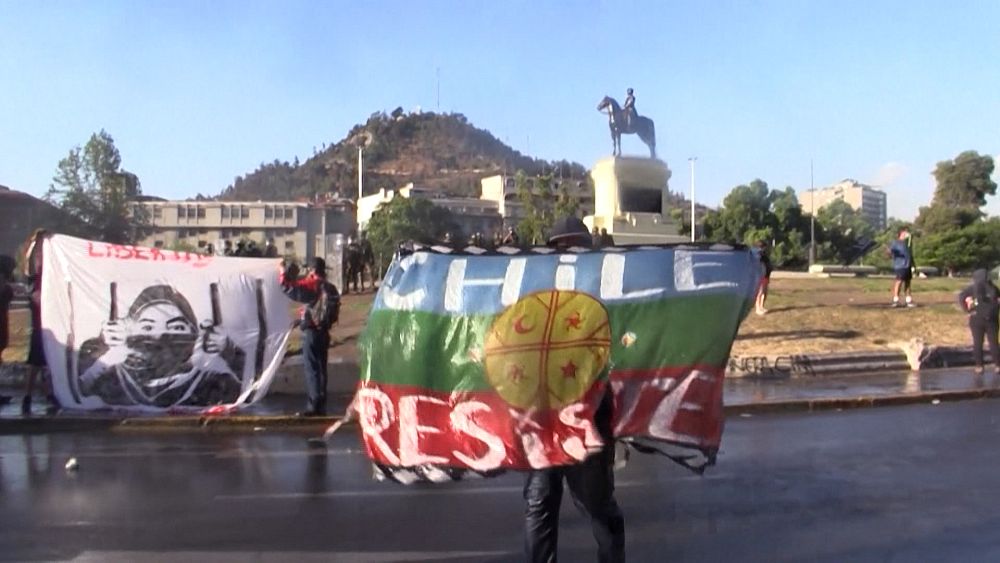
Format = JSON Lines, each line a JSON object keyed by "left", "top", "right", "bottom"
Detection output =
{"left": 217, "top": 110, "right": 589, "bottom": 201}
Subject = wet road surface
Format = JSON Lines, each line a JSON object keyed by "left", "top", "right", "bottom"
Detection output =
{"left": 4, "top": 399, "right": 1000, "bottom": 561}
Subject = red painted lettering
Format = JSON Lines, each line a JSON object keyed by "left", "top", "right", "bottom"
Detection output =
{"left": 132, "top": 246, "right": 149, "bottom": 260}
{"left": 86, "top": 242, "right": 103, "bottom": 258}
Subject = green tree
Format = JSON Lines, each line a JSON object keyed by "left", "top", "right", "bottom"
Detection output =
{"left": 514, "top": 171, "right": 553, "bottom": 245}
{"left": 47, "top": 130, "right": 147, "bottom": 243}
{"left": 815, "top": 199, "right": 875, "bottom": 264}
{"left": 917, "top": 219, "right": 1000, "bottom": 276}
{"left": 554, "top": 180, "right": 580, "bottom": 220}
{"left": 365, "top": 196, "right": 460, "bottom": 271}
{"left": 915, "top": 151, "right": 997, "bottom": 234}
{"left": 701, "top": 179, "right": 774, "bottom": 244}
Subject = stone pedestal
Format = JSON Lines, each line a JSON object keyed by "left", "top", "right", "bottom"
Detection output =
{"left": 583, "top": 156, "right": 686, "bottom": 244}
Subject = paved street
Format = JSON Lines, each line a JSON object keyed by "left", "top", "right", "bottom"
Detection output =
{"left": 4, "top": 400, "right": 1000, "bottom": 562}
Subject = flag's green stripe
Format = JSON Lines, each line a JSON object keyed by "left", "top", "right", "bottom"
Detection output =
{"left": 359, "top": 293, "right": 750, "bottom": 393}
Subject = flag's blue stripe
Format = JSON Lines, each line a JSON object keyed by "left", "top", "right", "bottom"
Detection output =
{"left": 373, "top": 248, "right": 760, "bottom": 316}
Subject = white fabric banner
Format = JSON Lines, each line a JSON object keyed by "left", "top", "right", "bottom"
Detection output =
{"left": 41, "top": 235, "right": 294, "bottom": 412}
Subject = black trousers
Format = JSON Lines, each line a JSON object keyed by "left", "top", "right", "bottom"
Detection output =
{"left": 970, "top": 316, "right": 1000, "bottom": 369}
{"left": 301, "top": 328, "right": 329, "bottom": 414}
{"left": 523, "top": 445, "right": 625, "bottom": 563}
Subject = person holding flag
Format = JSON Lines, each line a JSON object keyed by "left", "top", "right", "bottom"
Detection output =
{"left": 523, "top": 216, "right": 625, "bottom": 563}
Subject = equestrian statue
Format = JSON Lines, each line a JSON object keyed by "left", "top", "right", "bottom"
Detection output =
{"left": 597, "top": 88, "right": 657, "bottom": 158}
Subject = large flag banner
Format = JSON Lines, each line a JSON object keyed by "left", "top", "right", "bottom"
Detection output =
{"left": 358, "top": 243, "right": 760, "bottom": 481}
{"left": 41, "top": 235, "right": 293, "bottom": 412}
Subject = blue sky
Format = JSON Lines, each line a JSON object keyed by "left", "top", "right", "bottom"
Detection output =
{"left": 2, "top": 0, "right": 998, "bottom": 220}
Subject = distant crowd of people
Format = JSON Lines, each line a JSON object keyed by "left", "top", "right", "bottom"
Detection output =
{"left": 440, "top": 224, "right": 618, "bottom": 250}
{"left": 211, "top": 239, "right": 280, "bottom": 258}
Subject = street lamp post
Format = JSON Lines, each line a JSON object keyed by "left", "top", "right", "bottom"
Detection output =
{"left": 688, "top": 157, "right": 697, "bottom": 242}
{"left": 809, "top": 160, "right": 816, "bottom": 266}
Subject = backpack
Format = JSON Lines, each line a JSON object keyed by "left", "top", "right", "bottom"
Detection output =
{"left": 307, "top": 281, "right": 341, "bottom": 330}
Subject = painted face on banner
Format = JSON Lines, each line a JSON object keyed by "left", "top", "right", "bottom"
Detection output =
{"left": 123, "top": 301, "right": 198, "bottom": 384}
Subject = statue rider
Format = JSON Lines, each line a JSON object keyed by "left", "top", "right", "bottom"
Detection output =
{"left": 623, "top": 87, "right": 636, "bottom": 130}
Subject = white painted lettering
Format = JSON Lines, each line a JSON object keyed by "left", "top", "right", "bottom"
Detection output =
{"left": 399, "top": 395, "right": 449, "bottom": 466}
{"left": 357, "top": 388, "right": 400, "bottom": 465}
{"left": 674, "top": 250, "right": 737, "bottom": 292}
{"left": 451, "top": 401, "right": 506, "bottom": 471}
{"left": 599, "top": 253, "right": 666, "bottom": 300}
{"left": 381, "top": 253, "right": 428, "bottom": 310}
{"left": 445, "top": 257, "right": 526, "bottom": 312}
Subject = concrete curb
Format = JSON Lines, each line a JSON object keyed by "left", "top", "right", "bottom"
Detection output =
{"left": 725, "top": 387, "right": 1000, "bottom": 415}
{"left": 0, "top": 414, "right": 343, "bottom": 434}
{"left": 727, "top": 346, "right": 981, "bottom": 379}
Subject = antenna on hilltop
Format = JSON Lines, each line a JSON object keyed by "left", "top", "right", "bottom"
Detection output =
{"left": 436, "top": 67, "right": 440, "bottom": 111}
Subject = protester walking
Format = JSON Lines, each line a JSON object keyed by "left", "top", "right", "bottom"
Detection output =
{"left": 0, "top": 255, "right": 15, "bottom": 406}
{"left": 21, "top": 229, "right": 58, "bottom": 414}
{"left": 959, "top": 268, "right": 1000, "bottom": 375}
{"left": 889, "top": 227, "right": 915, "bottom": 308}
{"left": 279, "top": 257, "right": 340, "bottom": 416}
{"left": 523, "top": 216, "right": 625, "bottom": 563}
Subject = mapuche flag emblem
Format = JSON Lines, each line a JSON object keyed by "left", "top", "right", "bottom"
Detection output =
{"left": 357, "top": 244, "right": 760, "bottom": 482}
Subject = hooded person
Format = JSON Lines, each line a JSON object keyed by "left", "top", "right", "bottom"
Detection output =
{"left": 78, "top": 285, "right": 245, "bottom": 407}
{"left": 959, "top": 268, "right": 1000, "bottom": 374}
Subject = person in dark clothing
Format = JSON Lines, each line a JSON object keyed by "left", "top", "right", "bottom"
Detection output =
{"left": 280, "top": 257, "right": 339, "bottom": 416}
{"left": 600, "top": 228, "right": 615, "bottom": 248}
{"left": 21, "top": 229, "right": 58, "bottom": 414}
{"left": 754, "top": 240, "right": 774, "bottom": 315}
{"left": 959, "top": 268, "right": 1000, "bottom": 375}
{"left": 501, "top": 226, "right": 520, "bottom": 247}
{"left": 0, "top": 255, "right": 15, "bottom": 405}
{"left": 591, "top": 227, "right": 602, "bottom": 249}
{"left": 523, "top": 215, "right": 625, "bottom": 563}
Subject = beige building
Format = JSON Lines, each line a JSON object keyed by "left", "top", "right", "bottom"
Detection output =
{"left": 799, "top": 179, "right": 887, "bottom": 230}
{"left": 479, "top": 174, "right": 595, "bottom": 227}
{"left": 135, "top": 198, "right": 356, "bottom": 262}
{"left": 358, "top": 183, "right": 503, "bottom": 239}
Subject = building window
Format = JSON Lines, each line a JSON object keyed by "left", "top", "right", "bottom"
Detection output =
{"left": 186, "top": 205, "right": 195, "bottom": 219}
{"left": 178, "top": 205, "right": 187, "bottom": 219}
{"left": 154, "top": 240, "right": 164, "bottom": 248}
{"left": 241, "top": 205, "right": 249, "bottom": 219}
{"left": 197, "top": 206, "right": 206, "bottom": 219}
{"left": 221, "top": 205, "right": 230, "bottom": 219}
{"left": 153, "top": 206, "right": 162, "bottom": 219}
{"left": 284, "top": 240, "right": 295, "bottom": 249}
{"left": 285, "top": 207, "right": 294, "bottom": 221}
{"left": 178, "top": 229, "right": 187, "bottom": 238}
{"left": 265, "top": 206, "right": 274, "bottom": 219}
{"left": 197, "top": 240, "right": 207, "bottom": 248}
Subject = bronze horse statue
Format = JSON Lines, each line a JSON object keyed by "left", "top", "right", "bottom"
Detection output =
{"left": 597, "top": 96, "right": 656, "bottom": 158}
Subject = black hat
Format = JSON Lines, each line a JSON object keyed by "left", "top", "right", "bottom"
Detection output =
{"left": 313, "top": 257, "right": 327, "bottom": 272}
{"left": 547, "top": 216, "right": 591, "bottom": 247}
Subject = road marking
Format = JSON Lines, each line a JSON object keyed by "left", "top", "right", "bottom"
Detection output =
{"left": 0, "top": 448, "right": 358, "bottom": 461}
{"left": 72, "top": 550, "right": 515, "bottom": 562}
{"left": 216, "top": 480, "right": 643, "bottom": 501}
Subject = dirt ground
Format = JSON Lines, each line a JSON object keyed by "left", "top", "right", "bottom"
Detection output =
{"left": 733, "top": 276, "right": 971, "bottom": 356}
{"left": 0, "top": 276, "right": 974, "bottom": 365}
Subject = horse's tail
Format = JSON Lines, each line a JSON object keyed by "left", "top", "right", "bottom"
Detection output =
{"left": 645, "top": 118, "right": 657, "bottom": 158}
